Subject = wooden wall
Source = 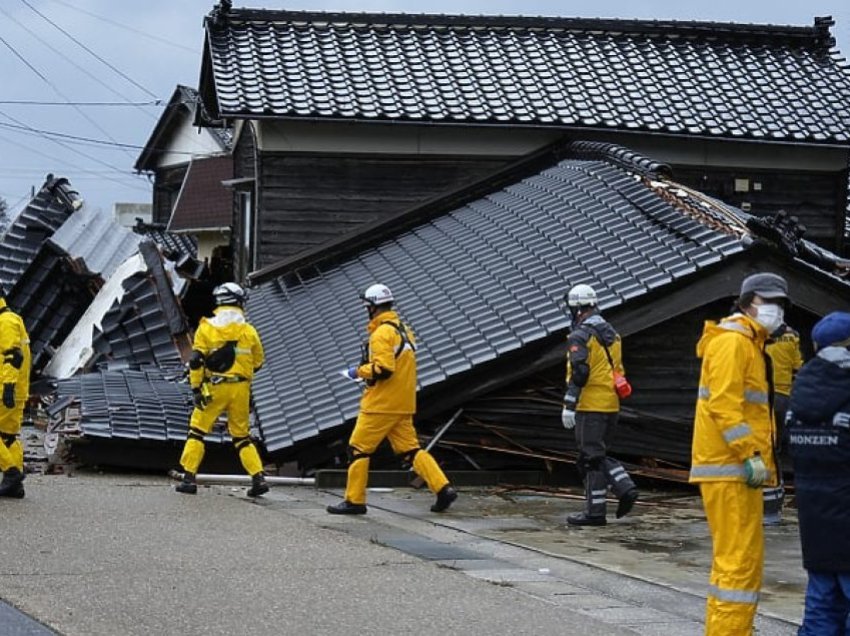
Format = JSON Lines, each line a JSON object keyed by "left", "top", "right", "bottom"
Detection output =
{"left": 152, "top": 164, "right": 188, "bottom": 225}
{"left": 672, "top": 165, "right": 848, "bottom": 254}
{"left": 231, "top": 125, "right": 257, "bottom": 280}
{"left": 436, "top": 299, "right": 820, "bottom": 466}
{"left": 251, "top": 154, "right": 510, "bottom": 269}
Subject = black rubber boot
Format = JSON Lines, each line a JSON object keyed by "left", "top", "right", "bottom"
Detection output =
{"left": 247, "top": 473, "right": 269, "bottom": 497}
{"left": 175, "top": 471, "right": 197, "bottom": 495}
{"left": 0, "top": 467, "right": 25, "bottom": 497}
{"left": 326, "top": 500, "right": 367, "bottom": 515}
{"left": 431, "top": 485, "right": 458, "bottom": 513}
{"left": 616, "top": 489, "right": 639, "bottom": 519}
{"left": 567, "top": 511, "right": 607, "bottom": 527}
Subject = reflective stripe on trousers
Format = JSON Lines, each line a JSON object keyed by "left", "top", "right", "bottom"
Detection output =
{"left": 701, "top": 481, "right": 764, "bottom": 636}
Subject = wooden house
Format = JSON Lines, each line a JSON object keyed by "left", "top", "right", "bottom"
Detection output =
{"left": 195, "top": 4, "right": 850, "bottom": 282}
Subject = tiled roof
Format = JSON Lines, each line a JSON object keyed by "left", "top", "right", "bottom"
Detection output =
{"left": 134, "top": 85, "right": 232, "bottom": 173}
{"left": 245, "top": 142, "right": 747, "bottom": 453}
{"left": 0, "top": 176, "right": 82, "bottom": 296}
{"left": 132, "top": 220, "right": 198, "bottom": 260}
{"left": 168, "top": 155, "right": 233, "bottom": 232}
{"left": 202, "top": 7, "right": 850, "bottom": 143}
{"left": 52, "top": 366, "right": 228, "bottom": 443}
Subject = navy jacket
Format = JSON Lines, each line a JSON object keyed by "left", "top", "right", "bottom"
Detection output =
{"left": 787, "top": 346, "right": 850, "bottom": 572}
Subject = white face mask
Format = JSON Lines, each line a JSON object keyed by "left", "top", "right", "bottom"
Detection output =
{"left": 753, "top": 304, "right": 784, "bottom": 333}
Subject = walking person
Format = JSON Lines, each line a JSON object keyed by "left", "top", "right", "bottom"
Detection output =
{"left": 561, "top": 283, "right": 638, "bottom": 527}
{"left": 690, "top": 272, "right": 787, "bottom": 635}
{"left": 328, "top": 283, "right": 457, "bottom": 515}
{"left": 787, "top": 311, "right": 850, "bottom": 635}
{"left": 174, "top": 283, "right": 269, "bottom": 497}
{"left": 763, "top": 321, "right": 803, "bottom": 524}
{"left": 0, "top": 290, "right": 30, "bottom": 498}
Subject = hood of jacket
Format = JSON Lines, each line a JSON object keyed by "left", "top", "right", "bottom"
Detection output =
{"left": 577, "top": 312, "right": 618, "bottom": 347}
{"left": 696, "top": 313, "right": 764, "bottom": 359}
{"left": 205, "top": 306, "right": 247, "bottom": 338}
{"left": 791, "top": 346, "right": 850, "bottom": 425}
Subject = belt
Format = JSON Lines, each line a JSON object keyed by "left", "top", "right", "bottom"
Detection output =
{"left": 210, "top": 375, "right": 248, "bottom": 385}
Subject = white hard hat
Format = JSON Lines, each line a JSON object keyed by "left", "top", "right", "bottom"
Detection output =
{"left": 213, "top": 282, "right": 248, "bottom": 306}
{"left": 566, "top": 283, "right": 597, "bottom": 308}
{"left": 361, "top": 283, "right": 394, "bottom": 307}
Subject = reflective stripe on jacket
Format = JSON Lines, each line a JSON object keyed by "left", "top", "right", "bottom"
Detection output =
{"left": 189, "top": 306, "right": 264, "bottom": 388}
{"left": 690, "top": 314, "right": 777, "bottom": 485}
{"left": 356, "top": 310, "right": 416, "bottom": 415}
{"left": 565, "top": 313, "right": 622, "bottom": 413}
{"left": 766, "top": 327, "right": 803, "bottom": 396}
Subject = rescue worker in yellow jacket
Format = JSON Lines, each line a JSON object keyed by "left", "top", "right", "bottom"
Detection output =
{"left": 327, "top": 283, "right": 457, "bottom": 515}
{"left": 762, "top": 322, "right": 803, "bottom": 525}
{"left": 175, "top": 283, "right": 268, "bottom": 497}
{"left": 690, "top": 272, "right": 788, "bottom": 635}
{"left": 562, "top": 283, "right": 638, "bottom": 527}
{"left": 0, "top": 291, "right": 30, "bottom": 498}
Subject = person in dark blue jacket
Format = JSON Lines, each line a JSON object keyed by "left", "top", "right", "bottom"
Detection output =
{"left": 787, "top": 311, "right": 850, "bottom": 636}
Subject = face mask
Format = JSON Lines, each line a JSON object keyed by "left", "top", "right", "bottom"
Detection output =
{"left": 753, "top": 304, "right": 784, "bottom": 333}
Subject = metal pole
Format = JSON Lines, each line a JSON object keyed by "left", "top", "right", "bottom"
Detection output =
{"left": 423, "top": 408, "right": 463, "bottom": 452}
{"left": 168, "top": 470, "right": 314, "bottom": 486}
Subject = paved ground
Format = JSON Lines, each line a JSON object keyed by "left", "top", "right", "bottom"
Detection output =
{"left": 0, "top": 472, "right": 804, "bottom": 635}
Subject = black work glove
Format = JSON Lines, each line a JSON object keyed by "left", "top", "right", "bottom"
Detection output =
{"left": 2, "top": 383, "right": 15, "bottom": 409}
{"left": 192, "top": 388, "right": 208, "bottom": 410}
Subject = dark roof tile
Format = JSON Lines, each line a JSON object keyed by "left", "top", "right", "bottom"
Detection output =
{"left": 202, "top": 10, "right": 850, "bottom": 143}
{"left": 245, "top": 143, "right": 752, "bottom": 452}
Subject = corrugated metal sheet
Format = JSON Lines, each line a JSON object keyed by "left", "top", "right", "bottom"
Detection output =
{"left": 246, "top": 146, "right": 746, "bottom": 453}
{"left": 49, "top": 204, "right": 141, "bottom": 279}
{"left": 202, "top": 8, "right": 849, "bottom": 143}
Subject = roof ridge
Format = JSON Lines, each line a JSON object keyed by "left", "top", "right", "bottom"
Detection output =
{"left": 208, "top": 3, "right": 834, "bottom": 51}
{"left": 566, "top": 141, "right": 672, "bottom": 179}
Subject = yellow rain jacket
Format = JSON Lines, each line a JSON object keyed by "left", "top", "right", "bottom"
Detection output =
{"left": 565, "top": 315, "right": 623, "bottom": 413}
{"left": 355, "top": 310, "right": 416, "bottom": 415}
{"left": 0, "top": 297, "right": 31, "bottom": 414}
{"left": 189, "top": 306, "right": 264, "bottom": 388}
{"left": 690, "top": 313, "right": 777, "bottom": 486}
{"left": 766, "top": 326, "right": 803, "bottom": 396}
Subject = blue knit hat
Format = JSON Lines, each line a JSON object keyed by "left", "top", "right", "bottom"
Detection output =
{"left": 812, "top": 312, "right": 850, "bottom": 349}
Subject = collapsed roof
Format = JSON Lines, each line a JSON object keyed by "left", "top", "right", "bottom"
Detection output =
{"left": 243, "top": 141, "right": 850, "bottom": 460}
{"left": 0, "top": 176, "right": 194, "bottom": 379}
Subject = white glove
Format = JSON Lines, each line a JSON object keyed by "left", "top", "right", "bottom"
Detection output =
{"left": 561, "top": 407, "right": 576, "bottom": 430}
{"left": 743, "top": 454, "right": 767, "bottom": 488}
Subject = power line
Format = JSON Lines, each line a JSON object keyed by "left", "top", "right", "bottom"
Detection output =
{"left": 0, "top": 119, "right": 198, "bottom": 155}
{"left": 0, "top": 112, "right": 151, "bottom": 192}
{"left": 0, "top": 6, "right": 139, "bottom": 160}
{"left": 0, "top": 119, "right": 210, "bottom": 157}
{"left": 0, "top": 4, "right": 161, "bottom": 122}
{"left": 0, "top": 99, "right": 162, "bottom": 106}
{"left": 19, "top": 0, "right": 159, "bottom": 99}
{"left": 0, "top": 32, "right": 51, "bottom": 84}
{"left": 49, "top": 0, "right": 200, "bottom": 55}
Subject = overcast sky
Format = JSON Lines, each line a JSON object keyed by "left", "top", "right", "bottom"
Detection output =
{"left": 2, "top": 0, "right": 849, "bottom": 217}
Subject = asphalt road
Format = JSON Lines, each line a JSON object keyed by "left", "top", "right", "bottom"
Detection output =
{"left": 0, "top": 472, "right": 654, "bottom": 636}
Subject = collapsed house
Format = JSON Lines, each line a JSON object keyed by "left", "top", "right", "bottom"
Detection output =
{"left": 0, "top": 176, "right": 235, "bottom": 468}
{"left": 31, "top": 153, "right": 850, "bottom": 476}
{"left": 236, "top": 141, "right": 849, "bottom": 474}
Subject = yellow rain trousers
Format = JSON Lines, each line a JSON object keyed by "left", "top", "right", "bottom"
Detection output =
{"left": 345, "top": 312, "right": 449, "bottom": 504}
{"left": 701, "top": 482, "right": 763, "bottom": 635}
{"left": 0, "top": 299, "right": 31, "bottom": 473}
{"left": 345, "top": 412, "right": 448, "bottom": 505}
{"left": 179, "top": 381, "right": 263, "bottom": 476}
